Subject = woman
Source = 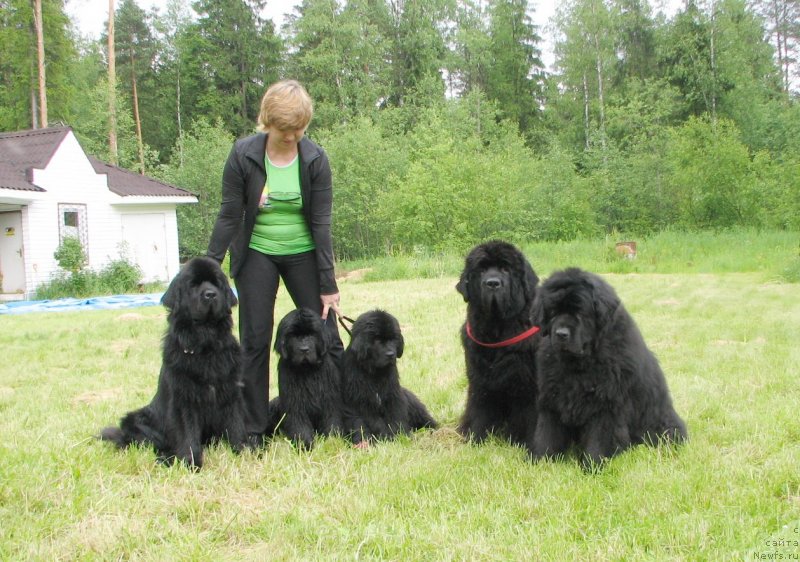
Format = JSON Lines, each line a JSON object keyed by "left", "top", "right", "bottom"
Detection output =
{"left": 207, "top": 79, "right": 343, "bottom": 437}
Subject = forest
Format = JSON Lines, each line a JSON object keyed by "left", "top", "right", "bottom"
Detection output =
{"left": 2, "top": 0, "right": 799, "bottom": 260}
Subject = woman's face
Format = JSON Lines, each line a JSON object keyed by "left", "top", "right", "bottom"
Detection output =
{"left": 268, "top": 126, "right": 305, "bottom": 148}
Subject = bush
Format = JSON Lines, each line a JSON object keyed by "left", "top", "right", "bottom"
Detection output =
{"left": 53, "top": 236, "right": 86, "bottom": 273}
{"left": 34, "top": 258, "right": 143, "bottom": 300}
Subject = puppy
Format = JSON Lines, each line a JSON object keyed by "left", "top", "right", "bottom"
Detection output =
{"left": 266, "top": 308, "right": 344, "bottom": 449}
{"left": 341, "top": 310, "right": 438, "bottom": 445}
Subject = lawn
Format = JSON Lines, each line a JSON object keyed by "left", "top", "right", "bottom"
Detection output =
{"left": 1, "top": 257, "right": 799, "bottom": 559}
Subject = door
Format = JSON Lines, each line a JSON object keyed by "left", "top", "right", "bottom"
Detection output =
{"left": 0, "top": 211, "right": 25, "bottom": 293}
{"left": 121, "top": 213, "right": 169, "bottom": 283}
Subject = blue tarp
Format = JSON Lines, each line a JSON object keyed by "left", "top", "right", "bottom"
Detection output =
{"left": 0, "top": 293, "right": 165, "bottom": 315}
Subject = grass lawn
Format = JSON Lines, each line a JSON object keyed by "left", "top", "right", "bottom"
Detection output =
{"left": 1, "top": 263, "right": 799, "bottom": 558}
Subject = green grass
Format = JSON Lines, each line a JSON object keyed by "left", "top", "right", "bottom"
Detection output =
{"left": 1, "top": 264, "right": 799, "bottom": 560}
{"left": 340, "top": 228, "right": 800, "bottom": 282}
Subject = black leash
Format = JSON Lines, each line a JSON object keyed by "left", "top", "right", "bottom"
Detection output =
{"left": 337, "top": 314, "right": 356, "bottom": 338}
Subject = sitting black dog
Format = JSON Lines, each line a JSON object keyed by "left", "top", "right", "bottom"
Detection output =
{"left": 456, "top": 240, "right": 541, "bottom": 454}
{"left": 341, "top": 310, "right": 438, "bottom": 445}
{"left": 266, "top": 308, "right": 345, "bottom": 449}
{"left": 99, "top": 257, "right": 249, "bottom": 469}
{"left": 533, "top": 267, "right": 688, "bottom": 469}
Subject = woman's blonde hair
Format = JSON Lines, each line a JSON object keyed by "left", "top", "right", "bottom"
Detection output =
{"left": 256, "top": 79, "right": 313, "bottom": 132}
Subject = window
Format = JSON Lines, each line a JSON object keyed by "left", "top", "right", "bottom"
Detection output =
{"left": 63, "top": 211, "right": 79, "bottom": 228}
{"left": 58, "top": 204, "right": 88, "bottom": 258}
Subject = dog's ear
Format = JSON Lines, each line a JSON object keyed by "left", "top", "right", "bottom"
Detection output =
{"left": 352, "top": 327, "right": 370, "bottom": 363}
{"left": 590, "top": 275, "right": 621, "bottom": 337}
{"left": 396, "top": 331, "right": 405, "bottom": 359}
{"left": 216, "top": 270, "right": 238, "bottom": 309}
{"left": 456, "top": 265, "right": 471, "bottom": 302}
{"left": 274, "top": 315, "right": 290, "bottom": 358}
{"left": 531, "top": 293, "right": 545, "bottom": 330}
{"left": 522, "top": 259, "right": 539, "bottom": 303}
{"left": 161, "top": 269, "right": 184, "bottom": 310}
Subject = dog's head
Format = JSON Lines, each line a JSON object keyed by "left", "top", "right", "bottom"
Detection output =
{"left": 535, "top": 268, "right": 620, "bottom": 356}
{"left": 456, "top": 240, "right": 539, "bottom": 319}
{"left": 274, "top": 308, "right": 331, "bottom": 367}
{"left": 161, "top": 257, "right": 237, "bottom": 324}
{"left": 348, "top": 310, "right": 405, "bottom": 371}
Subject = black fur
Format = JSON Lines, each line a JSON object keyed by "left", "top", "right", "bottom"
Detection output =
{"left": 455, "top": 240, "right": 540, "bottom": 454}
{"left": 533, "top": 267, "right": 688, "bottom": 469}
{"left": 342, "top": 310, "right": 438, "bottom": 444}
{"left": 266, "top": 308, "right": 344, "bottom": 449}
{"left": 99, "top": 257, "right": 248, "bottom": 469}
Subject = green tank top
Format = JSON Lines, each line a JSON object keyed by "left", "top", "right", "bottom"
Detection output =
{"left": 249, "top": 155, "right": 315, "bottom": 256}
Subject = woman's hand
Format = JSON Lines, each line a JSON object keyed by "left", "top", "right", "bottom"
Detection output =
{"left": 320, "top": 292, "right": 341, "bottom": 321}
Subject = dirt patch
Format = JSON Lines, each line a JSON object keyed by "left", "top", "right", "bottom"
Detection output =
{"left": 72, "top": 389, "right": 120, "bottom": 405}
{"left": 337, "top": 268, "right": 372, "bottom": 282}
{"left": 117, "top": 312, "right": 148, "bottom": 320}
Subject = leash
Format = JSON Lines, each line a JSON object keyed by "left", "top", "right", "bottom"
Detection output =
{"left": 466, "top": 322, "right": 540, "bottom": 348}
{"left": 337, "top": 314, "right": 356, "bottom": 337}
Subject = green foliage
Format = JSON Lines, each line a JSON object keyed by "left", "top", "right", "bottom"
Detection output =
{"left": 53, "top": 236, "right": 87, "bottom": 274}
{"left": 666, "top": 116, "right": 758, "bottom": 229}
{"left": 318, "top": 118, "right": 407, "bottom": 260}
{"left": 0, "top": 0, "right": 77, "bottom": 130}
{"left": 156, "top": 118, "right": 234, "bottom": 259}
{"left": 35, "top": 256, "right": 143, "bottom": 300}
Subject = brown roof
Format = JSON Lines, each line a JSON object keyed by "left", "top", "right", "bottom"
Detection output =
{"left": 87, "top": 157, "right": 195, "bottom": 198}
{"left": 0, "top": 127, "right": 67, "bottom": 191}
{"left": 0, "top": 126, "right": 195, "bottom": 198}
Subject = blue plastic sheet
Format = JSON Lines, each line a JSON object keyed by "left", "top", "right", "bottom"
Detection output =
{"left": 0, "top": 293, "right": 165, "bottom": 315}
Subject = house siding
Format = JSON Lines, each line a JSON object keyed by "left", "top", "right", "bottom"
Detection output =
{"left": 8, "top": 130, "right": 195, "bottom": 297}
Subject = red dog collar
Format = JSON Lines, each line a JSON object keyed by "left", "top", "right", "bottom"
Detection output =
{"left": 466, "top": 322, "right": 540, "bottom": 348}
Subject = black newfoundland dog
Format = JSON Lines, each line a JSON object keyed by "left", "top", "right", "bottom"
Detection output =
{"left": 100, "top": 257, "right": 249, "bottom": 469}
{"left": 342, "top": 310, "right": 438, "bottom": 445}
{"left": 456, "top": 240, "right": 541, "bottom": 454}
{"left": 533, "top": 267, "right": 688, "bottom": 469}
{"left": 266, "top": 308, "right": 344, "bottom": 449}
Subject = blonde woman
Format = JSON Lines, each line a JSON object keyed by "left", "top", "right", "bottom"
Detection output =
{"left": 208, "top": 79, "right": 343, "bottom": 437}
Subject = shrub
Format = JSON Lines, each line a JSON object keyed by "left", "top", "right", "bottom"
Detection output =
{"left": 34, "top": 257, "right": 143, "bottom": 300}
{"left": 53, "top": 236, "right": 86, "bottom": 273}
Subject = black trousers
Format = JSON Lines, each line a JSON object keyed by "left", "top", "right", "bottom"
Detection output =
{"left": 235, "top": 248, "right": 343, "bottom": 434}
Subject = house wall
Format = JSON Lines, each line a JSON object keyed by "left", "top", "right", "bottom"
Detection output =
{"left": 22, "top": 132, "right": 181, "bottom": 297}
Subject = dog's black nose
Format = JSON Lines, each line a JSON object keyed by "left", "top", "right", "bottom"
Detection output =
{"left": 385, "top": 350, "right": 396, "bottom": 359}
{"left": 202, "top": 289, "right": 218, "bottom": 300}
{"left": 299, "top": 344, "right": 310, "bottom": 353}
{"left": 555, "top": 327, "right": 570, "bottom": 340}
{"left": 484, "top": 277, "right": 501, "bottom": 289}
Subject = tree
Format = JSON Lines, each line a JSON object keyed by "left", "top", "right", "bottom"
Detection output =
{"left": 106, "top": 0, "right": 159, "bottom": 172}
{"left": 33, "top": 0, "right": 47, "bottom": 127}
{"left": 285, "top": 0, "right": 392, "bottom": 129}
{"left": 185, "top": 0, "right": 282, "bottom": 135}
{"left": 385, "top": 0, "right": 450, "bottom": 108}
{"left": 0, "top": 0, "right": 76, "bottom": 130}
{"left": 485, "top": 0, "right": 544, "bottom": 136}
{"left": 108, "top": 0, "right": 118, "bottom": 164}
{"left": 753, "top": 0, "right": 800, "bottom": 93}
{"left": 552, "top": 0, "right": 617, "bottom": 151}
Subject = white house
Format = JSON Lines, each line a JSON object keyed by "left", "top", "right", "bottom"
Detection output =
{"left": 0, "top": 126, "right": 197, "bottom": 300}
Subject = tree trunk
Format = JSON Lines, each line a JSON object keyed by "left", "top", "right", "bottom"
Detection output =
{"left": 33, "top": 0, "right": 47, "bottom": 128}
{"left": 130, "top": 50, "right": 145, "bottom": 174}
{"left": 108, "top": 0, "right": 118, "bottom": 165}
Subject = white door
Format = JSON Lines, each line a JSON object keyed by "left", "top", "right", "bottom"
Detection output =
{"left": 121, "top": 213, "right": 169, "bottom": 283}
{"left": 0, "top": 211, "right": 25, "bottom": 293}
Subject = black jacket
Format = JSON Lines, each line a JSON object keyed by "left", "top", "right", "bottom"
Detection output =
{"left": 207, "top": 133, "right": 338, "bottom": 294}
